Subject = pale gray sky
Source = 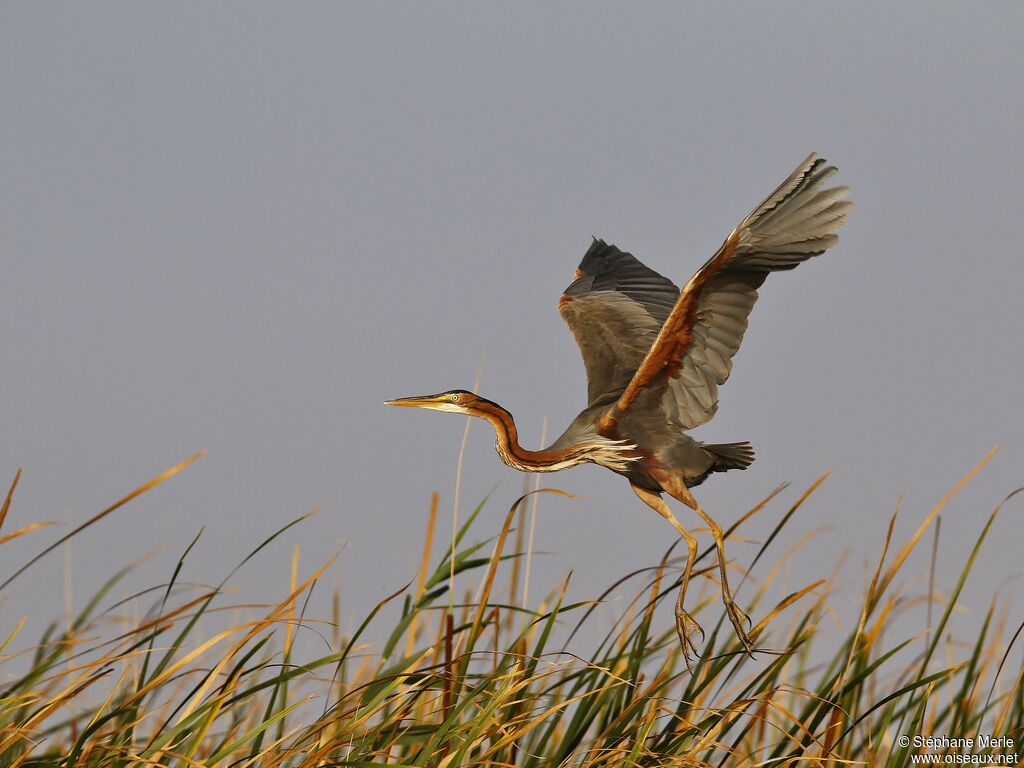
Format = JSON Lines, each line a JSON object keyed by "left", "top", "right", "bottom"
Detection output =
{"left": 2, "top": 3, "right": 1022, "bottom": 643}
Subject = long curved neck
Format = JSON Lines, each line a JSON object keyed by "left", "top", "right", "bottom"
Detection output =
{"left": 469, "top": 398, "right": 637, "bottom": 474}
{"left": 469, "top": 399, "right": 580, "bottom": 473}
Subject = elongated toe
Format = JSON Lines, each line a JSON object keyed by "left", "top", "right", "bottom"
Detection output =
{"left": 674, "top": 608, "right": 704, "bottom": 669}
{"left": 725, "top": 601, "right": 754, "bottom": 655}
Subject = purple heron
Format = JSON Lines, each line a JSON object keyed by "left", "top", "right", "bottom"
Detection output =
{"left": 388, "top": 154, "right": 851, "bottom": 661}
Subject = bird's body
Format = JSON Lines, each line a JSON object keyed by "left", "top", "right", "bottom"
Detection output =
{"left": 388, "top": 154, "right": 851, "bottom": 662}
{"left": 552, "top": 399, "right": 751, "bottom": 490}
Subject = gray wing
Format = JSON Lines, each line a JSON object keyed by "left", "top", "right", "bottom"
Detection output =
{"left": 610, "top": 154, "right": 853, "bottom": 430}
{"left": 558, "top": 239, "right": 679, "bottom": 407}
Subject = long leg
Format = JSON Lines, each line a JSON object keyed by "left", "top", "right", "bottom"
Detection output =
{"left": 629, "top": 482, "right": 703, "bottom": 666}
{"left": 667, "top": 482, "right": 754, "bottom": 655}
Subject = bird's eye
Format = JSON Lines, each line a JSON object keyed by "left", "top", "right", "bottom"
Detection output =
{"left": 448, "top": 393, "right": 460, "bottom": 402}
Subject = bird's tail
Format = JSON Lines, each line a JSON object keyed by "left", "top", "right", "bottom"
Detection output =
{"left": 704, "top": 441, "right": 755, "bottom": 472}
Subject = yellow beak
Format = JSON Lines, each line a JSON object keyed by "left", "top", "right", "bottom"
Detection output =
{"left": 384, "top": 394, "right": 448, "bottom": 409}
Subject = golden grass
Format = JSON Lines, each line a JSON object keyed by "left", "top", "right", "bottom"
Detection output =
{"left": 0, "top": 449, "right": 1021, "bottom": 766}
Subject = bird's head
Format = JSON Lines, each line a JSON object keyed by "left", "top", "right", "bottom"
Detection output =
{"left": 385, "top": 389, "right": 485, "bottom": 415}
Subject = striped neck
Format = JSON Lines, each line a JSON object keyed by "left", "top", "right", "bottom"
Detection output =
{"left": 468, "top": 399, "right": 637, "bottom": 474}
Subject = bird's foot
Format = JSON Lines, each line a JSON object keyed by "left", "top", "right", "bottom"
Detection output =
{"left": 724, "top": 599, "right": 755, "bottom": 656}
{"left": 674, "top": 607, "right": 704, "bottom": 671}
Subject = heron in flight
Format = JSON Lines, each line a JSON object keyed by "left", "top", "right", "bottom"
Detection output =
{"left": 388, "top": 154, "right": 851, "bottom": 661}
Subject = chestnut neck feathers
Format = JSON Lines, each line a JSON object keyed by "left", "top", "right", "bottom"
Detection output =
{"left": 467, "top": 398, "right": 637, "bottom": 473}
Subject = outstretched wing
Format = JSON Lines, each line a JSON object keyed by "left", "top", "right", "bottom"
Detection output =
{"left": 558, "top": 239, "right": 679, "bottom": 407}
{"left": 606, "top": 153, "right": 852, "bottom": 430}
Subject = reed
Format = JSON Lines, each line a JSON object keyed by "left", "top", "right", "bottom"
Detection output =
{"left": 0, "top": 450, "right": 1020, "bottom": 766}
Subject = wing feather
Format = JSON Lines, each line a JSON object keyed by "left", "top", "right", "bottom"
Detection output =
{"left": 559, "top": 239, "right": 679, "bottom": 407}
{"left": 605, "top": 153, "right": 852, "bottom": 431}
